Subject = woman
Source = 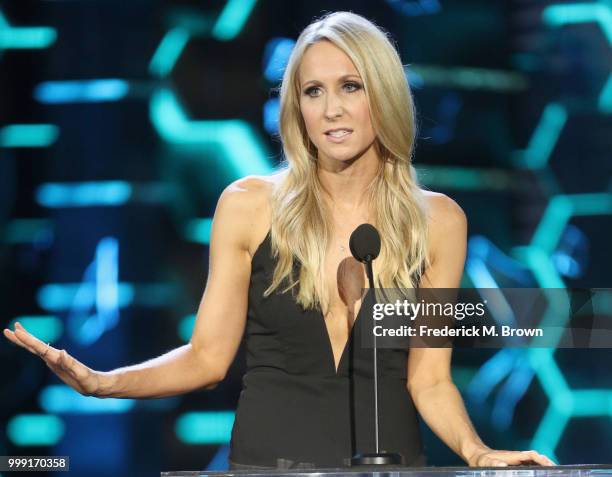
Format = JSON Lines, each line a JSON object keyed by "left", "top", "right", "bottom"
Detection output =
{"left": 4, "top": 11, "right": 554, "bottom": 469}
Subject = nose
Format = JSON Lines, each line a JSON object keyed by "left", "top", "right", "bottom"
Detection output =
{"left": 324, "top": 92, "right": 343, "bottom": 119}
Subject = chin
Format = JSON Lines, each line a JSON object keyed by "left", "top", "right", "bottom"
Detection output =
{"left": 320, "top": 149, "right": 361, "bottom": 163}
{"left": 338, "top": 152, "right": 368, "bottom": 164}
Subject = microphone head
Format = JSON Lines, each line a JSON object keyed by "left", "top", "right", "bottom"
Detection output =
{"left": 349, "top": 223, "right": 381, "bottom": 262}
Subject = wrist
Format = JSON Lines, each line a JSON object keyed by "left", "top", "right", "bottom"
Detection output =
{"left": 97, "top": 371, "right": 120, "bottom": 398}
{"left": 461, "top": 440, "right": 490, "bottom": 466}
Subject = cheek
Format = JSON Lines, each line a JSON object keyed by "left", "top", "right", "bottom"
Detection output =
{"left": 349, "top": 97, "right": 374, "bottom": 133}
{"left": 357, "top": 107, "right": 375, "bottom": 137}
{"left": 300, "top": 104, "right": 320, "bottom": 137}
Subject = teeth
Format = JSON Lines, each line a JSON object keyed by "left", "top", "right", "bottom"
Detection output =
{"left": 328, "top": 130, "right": 351, "bottom": 137}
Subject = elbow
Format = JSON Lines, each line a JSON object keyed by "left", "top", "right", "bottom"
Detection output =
{"left": 406, "top": 379, "right": 423, "bottom": 402}
{"left": 407, "top": 376, "right": 453, "bottom": 402}
{"left": 209, "top": 366, "right": 228, "bottom": 387}
{"left": 201, "top": 368, "right": 226, "bottom": 390}
{"left": 203, "top": 378, "right": 222, "bottom": 390}
{"left": 190, "top": 344, "right": 228, "bottom": 389}
{"left": 203, "top": 361, "right": 228, "bottom": 390}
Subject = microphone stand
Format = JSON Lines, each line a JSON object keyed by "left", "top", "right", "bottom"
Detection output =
{"left": 350, "top": 255, "right": 403, "bottom": 466}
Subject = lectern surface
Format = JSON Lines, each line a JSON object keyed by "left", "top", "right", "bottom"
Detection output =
{"left": 161, "top": 464, "right": 612, "bottom": 477}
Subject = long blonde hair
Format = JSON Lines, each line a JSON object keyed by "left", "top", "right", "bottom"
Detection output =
{"left": 265, "top": 11, "right": 430, "bottom": 312}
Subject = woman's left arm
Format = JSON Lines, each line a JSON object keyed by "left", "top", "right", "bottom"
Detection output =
{"left": 407, "top": 193, "right": 555, "bottom": 467}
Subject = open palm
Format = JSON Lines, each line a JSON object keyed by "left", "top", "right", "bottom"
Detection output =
{"left": 4, "top": 322, "right": 102, "bottom": 396}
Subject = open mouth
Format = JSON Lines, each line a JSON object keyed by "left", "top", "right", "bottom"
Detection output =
{"left": 325, "top": 129, "right": 353, "bottom": 142}
{"left": 326, "top": 129, "right": 352, "bottom": 138}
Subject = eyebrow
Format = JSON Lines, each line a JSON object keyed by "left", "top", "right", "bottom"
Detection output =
{"left": 301, "top": 74, "right": 362, "bottom": 89}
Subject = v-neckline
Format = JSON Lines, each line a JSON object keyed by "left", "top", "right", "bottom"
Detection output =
{"left": 318, "top": 295, "right": 366, "bottom": 376}
{"left": 253, "top": 229, "right": 369, "bottom": 376}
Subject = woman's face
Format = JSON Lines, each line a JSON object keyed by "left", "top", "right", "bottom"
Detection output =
{"left": 298, "top": 41, "right": 377, "bottom": 166}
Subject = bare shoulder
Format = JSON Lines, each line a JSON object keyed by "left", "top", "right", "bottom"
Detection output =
{"left": 418, "top": 190, "right": 468, "bottom": 283}
{"left": 220, "top": 172, "right": 282, "bottom": 215}
{"left": 216, "top": 172, "right": 283, "bottom": 255}
{"left": 421, "top": 189, "right": 467, "bottom": 231}
{"left": 420, "top": 189, "right": 467, "bottom": 266}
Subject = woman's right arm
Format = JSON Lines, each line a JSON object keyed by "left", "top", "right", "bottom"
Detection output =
{"left": 4, "top": 178, "right": 264, "bottom": 399}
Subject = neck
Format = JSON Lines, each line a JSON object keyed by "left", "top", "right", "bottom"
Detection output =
{"left": 316, "top": 144, "right": 379, "bottom": 211}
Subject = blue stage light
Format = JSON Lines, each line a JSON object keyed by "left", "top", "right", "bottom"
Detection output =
{"left": 263, "top": 98, "right": 280, "bottom": 135}
{"left": 175, "top": 411, "right": 235, "bottom": 444}
{"left": 0, "top": 124, "right": 59, "bottom": 148}
{"left": 34, "top": 79, "right": 129, "bottom": 104}
{"left": 149, "top": 28, "right": 190, "bottom": 78}
{"left": 36, "top": 181, "right": 132, "bottom": 208}
{"left": 67, "top": 237, "right": 120, "bottom": 346}
{"left": 37, "top": 283, "right": 134, "bottom": 313}
{"left": 263, "top": 38, "right": 294, "bottom": 82}
{"left": 9, "top": 316, "right": 63, "bottom": 343}
{"left": 211, "top": 0, "right": 258, "bottom": 41}
{"left": 184, "top": 218, "right": 213, "bottom": 244}
{"left": 0, "top": 9, "right": 56, "bottom": 51}
{"left": 385, "top": 0, "right": 441, "bottom": 17}
{"left": 39, "top": 385, "right": 134, "bottom": 414}
{"left": 150, "top": 88, "right": 273, "bottom": 176}
{"left": 178, "top": 314, "right": 196, "bottom": 342}
{"left": 205, "top": 445, "right": 231, "bottom": 470}
{"left": 6, "top": 414, "right": 64, "bottom": 446}
{"left": 516, "top": 103, "right": 568, "bottom": 170}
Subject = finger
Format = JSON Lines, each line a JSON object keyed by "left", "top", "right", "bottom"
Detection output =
{"left": 4, "top": 327, "right": 24, "bottom": 346}
{"left": 477, "top": 455, "right": 509, "bottom": 467}
{"left": 13, "top": 322, "right": 40, "bottom": 345}
{"left": 524, "top": 450, "right": 556, "bottom": 466}
{"left": 13, "top": 325, "right": 54, "bottom": 357}
{"left": 484, "top": 452, "right": 528, "bottom": 466}
{"left": 4, "top": 327, "right": 39, "bottom": 354}
{"left": 45, "top": 345, "right": 67, "bottom": 367}
{"left": 502, "top": 450, "right": 547, "bottom": 466}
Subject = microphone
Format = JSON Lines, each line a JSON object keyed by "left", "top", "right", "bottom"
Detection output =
{"left": 348, "top": 224, "right": 403, "bottom": 466}
{"left": 349, "top": 223, "right": 380, "bottom": 263}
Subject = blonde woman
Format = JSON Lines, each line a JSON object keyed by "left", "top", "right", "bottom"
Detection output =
{"left": 4, "top": 11, "right": 555, "bottom": 470}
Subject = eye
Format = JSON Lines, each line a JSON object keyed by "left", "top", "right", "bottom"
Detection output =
{"left": 344, "top": 82, "right": 362, "bottom": 92}
{"left": 304, "top": 86, "right": 321, "bottom": 97}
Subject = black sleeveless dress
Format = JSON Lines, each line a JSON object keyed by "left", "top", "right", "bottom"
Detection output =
{"left": 228, "top": 231, "right": 426, "bottom": 468}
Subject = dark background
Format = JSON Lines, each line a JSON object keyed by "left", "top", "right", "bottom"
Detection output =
{"left": 1, "top": 1, "right": 611, "bottom": 475}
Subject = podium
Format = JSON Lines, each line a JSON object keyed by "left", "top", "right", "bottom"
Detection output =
{"left": 162, "top": 465, "right": 612, "bottom": 477}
